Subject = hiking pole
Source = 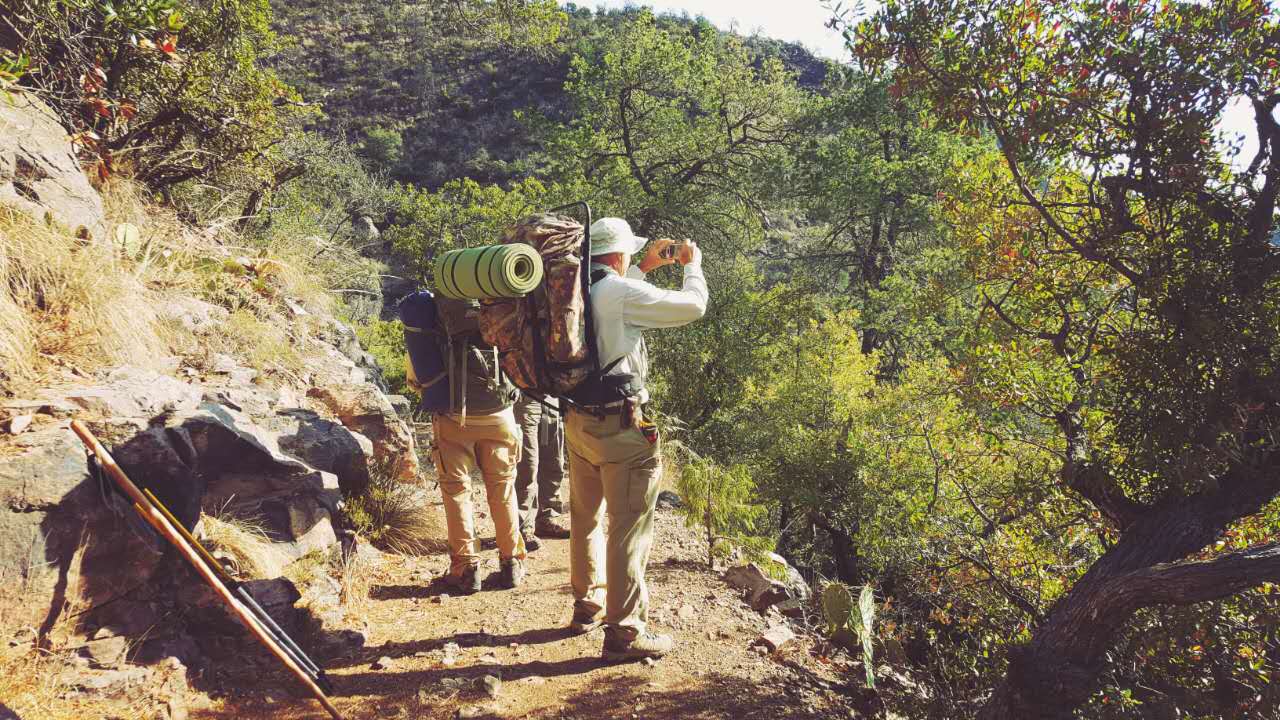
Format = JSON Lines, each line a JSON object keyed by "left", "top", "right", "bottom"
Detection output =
{"left": 141, "top": 488, "right": 327, "bottom": 683}
{"left": 129, "top": 500, "right": 334, "bottom": 693}
{"left": 69, "top": 420, "right": 343, "bottom": 720}
{"left": 141, "top": 488, "right": 332, "bottom": 691}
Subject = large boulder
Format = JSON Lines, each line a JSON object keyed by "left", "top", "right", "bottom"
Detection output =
{"left": 0, "top": 424, "right": 164, "bottom": 633}
{"left": 308, "top": 384, "right": 419, "bottom": 484}
{"left": 269, "top": 409, "right": 373, "bottom": 496}
{"left": 0, "top": 395, "right": 352, "bottom": 636}
{"left": 61, "top": 367, "right": 202, "bottom": 420}
{"left": 0, "top": 91, "right": 106, "bottom": 240}
{"left": 723, "top": 557, "right": 811, "bottom": 613}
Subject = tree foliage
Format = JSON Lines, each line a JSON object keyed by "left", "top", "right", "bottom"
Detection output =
{"left": 3, "top": 0, "right": 297, "bottom": 188}
{"left": 847, "top": 0, "right": 1280, "bottom": 716}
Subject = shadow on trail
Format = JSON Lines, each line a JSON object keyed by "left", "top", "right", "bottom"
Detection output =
{"left": 327, "top": 626, "right": 578, "bottom": 669}
{"left": 522, "top": 672, "right": 839, "bottom": 720}
{"left": 370, "top": 572, "right": 533, "bottom": 601}
{"left": 335, "top": 654, "right": 606, "bottom": 697}
{"left": 370, "top": 577, "right": 453, "bottom": 600}
{"left": 193, "top": 666, "right": 849, "bottom": 719}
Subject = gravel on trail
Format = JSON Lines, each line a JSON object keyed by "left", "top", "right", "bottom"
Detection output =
{"left": 191, "top": 508, "right": 859, "bottom": 720}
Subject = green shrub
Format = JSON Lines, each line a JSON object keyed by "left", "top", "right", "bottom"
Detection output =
{"left": 6, "top": 0, "right": 297, "bottom": 189}
{"left": 343, "top": 463, "right": 443, "bottom": 555}
{"left": 672, "top": 448, "right": 772, "bottom": 569}
{"left": 356, "top": 318, "right": 410, "bottom": 398}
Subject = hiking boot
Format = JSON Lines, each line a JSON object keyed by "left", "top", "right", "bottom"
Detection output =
{"left": 498, "top": 558, "right": 526, "bottom": 589}
{"left": 535, "top": 515, "right": 570, "bottom": 539}
{"left": 569, "top": 603, "right": 604, "bottom": 634}
{"left": 521, "top": 527, "right": 542, "bottom": 552}
{"left": 444, "top": 564, "right": 481, "bottom": 595}
{"left": 602, "top": 629, "right": 674, "bottom": 662}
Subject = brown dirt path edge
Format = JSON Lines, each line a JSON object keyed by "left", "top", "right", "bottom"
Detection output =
{"left": 189, "top": 511, "right": 856, "bottom": 720}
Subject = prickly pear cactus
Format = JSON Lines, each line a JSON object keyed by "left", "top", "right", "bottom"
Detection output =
{"left": 822, "top": 582, "right": 855, "bottom": 634}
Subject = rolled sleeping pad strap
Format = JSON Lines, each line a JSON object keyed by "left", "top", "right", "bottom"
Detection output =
{"left": 433, "top": 244, "right": 544, "bottom": 300}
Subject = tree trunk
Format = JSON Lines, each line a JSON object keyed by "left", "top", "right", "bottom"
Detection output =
{"left": 980, "top": 464, "right": 1280, "bottom": 719}
{"left": 812, "top": 511, "right": 861, "bottom": 584}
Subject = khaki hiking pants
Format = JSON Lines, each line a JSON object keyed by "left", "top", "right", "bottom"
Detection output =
{"left": 432, "top": 409, "right": 527, "bottom": 576}
{"left": 565, "top": 407, "right": 661, "bottom": 639}
{"left": 514, "top": 395, "right": 567, "bottom": 531}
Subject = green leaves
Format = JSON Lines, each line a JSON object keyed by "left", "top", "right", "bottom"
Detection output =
{"left": 388, "top": 177, "right": 549, "bottom": 282}
{"left": 550, "top": 10, "right": 806, "bottom": 242}
{"left": 674, "top": 450, "right": 772, "bottom": 568}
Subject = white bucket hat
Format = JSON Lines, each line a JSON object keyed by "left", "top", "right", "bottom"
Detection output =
{"left": 589, "top": 217, "right": 647, "bottom": 257}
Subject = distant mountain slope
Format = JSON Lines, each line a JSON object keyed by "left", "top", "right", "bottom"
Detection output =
{"left": 267, "top": 1, "right": 829, "bottom": 189}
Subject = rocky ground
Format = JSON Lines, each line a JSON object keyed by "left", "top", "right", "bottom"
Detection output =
{"left": 186, "top": 509, "right": 869, "bottom": 720}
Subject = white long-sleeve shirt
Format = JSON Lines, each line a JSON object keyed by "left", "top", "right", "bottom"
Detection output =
{"left": 589, "top": 260, "right": 709, "bottom": 403}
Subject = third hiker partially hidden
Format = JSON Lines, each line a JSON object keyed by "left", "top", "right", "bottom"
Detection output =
{"left": 565, "top": 217, "right": 708, "bottom": 662}
{"left": 514, "top": 392, "right": 570, "bottom": 551}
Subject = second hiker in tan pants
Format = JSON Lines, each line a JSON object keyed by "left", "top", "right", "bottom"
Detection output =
{"left": 433, "top": 410, "right": 527, "bottom": 592}
{"left": 408, "top": 296, "right": 527, "bottom": 595}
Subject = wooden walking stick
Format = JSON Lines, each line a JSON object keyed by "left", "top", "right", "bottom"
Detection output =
{"left": 70, "top": 420, "right": 343, "bottom": 720}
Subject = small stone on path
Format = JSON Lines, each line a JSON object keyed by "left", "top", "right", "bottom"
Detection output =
{"left": 757, "top": 625, "right": 796, "bottom": 653}
{"left": 7, "top": 414, "right": 32, "bottom": 434}
{"left": 371, "top": 655, "right": 393, "bottom": 670}
{"left": 479, "top": 674, "right": 502, "bottom": 699}
{"left": 678, "top": 604, "right": 696, "bottom": 621}
{"left": 441, "top": 642, "right": 460, "bottom": 666}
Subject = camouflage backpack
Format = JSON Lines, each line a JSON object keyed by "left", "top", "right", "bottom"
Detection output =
{"left": 478, "top": 212, "right": 598, "bottom": 397}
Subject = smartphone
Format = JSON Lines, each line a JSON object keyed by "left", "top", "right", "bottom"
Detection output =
{"left": 660, "top": 240, "right": 687, "bottom": 260}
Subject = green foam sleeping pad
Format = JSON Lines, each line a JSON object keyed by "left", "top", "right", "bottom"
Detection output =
{"left": 433, "top": 244, "right": 545, "bottom": 300}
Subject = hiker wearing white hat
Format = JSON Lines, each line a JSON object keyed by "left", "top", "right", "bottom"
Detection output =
{"left": 564, "top": 216, "right": 708, "bottom": 662}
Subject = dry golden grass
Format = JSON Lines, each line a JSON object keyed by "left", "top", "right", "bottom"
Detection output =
{"left": 0, "top": 181, "right": 360, "bottom": 396}
{"left": 0, "top": 566, "right": 150, "bottom": 720}
{"left": 199, "top": 503, "right": 288, "bottom": 580}
{"left": 332, "top": 546, "right": 375, "bottom": 613}
{"left": 0, "top": 644, "right": 81, "bottom": 717}
{"left": 0, "top": 207, "right": 166, "bottom": 392}
{"left": 345, "top": 464, "right": 447, "bottom": 556}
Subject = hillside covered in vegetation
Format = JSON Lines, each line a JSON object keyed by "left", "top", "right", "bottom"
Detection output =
{"left": 267, "top": 1, "right": 830, "bottom": 189}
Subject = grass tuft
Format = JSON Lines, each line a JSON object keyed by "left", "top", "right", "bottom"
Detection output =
{"left": 0, "top": 206, "right": 166, "bottom": 392}
{"left": 345, "top": 462, "right": 446, "bottom": 556}
{"left": 199, "top": 503, "right": 288, "bottom": 579}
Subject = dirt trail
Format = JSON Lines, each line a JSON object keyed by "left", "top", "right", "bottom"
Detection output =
{"left": 193, "top": 510, "right": 857, "bottom": 720}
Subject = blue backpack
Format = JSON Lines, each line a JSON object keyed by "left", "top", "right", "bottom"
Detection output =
{"left": 399, "top": 291, "right": 512, "bottom": 416}
{"left": 398, "top": 290, "right": 452, "bottom": 412}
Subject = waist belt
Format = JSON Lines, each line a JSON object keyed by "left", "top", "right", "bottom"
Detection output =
{"left": 569, "top": 399, "right": 628, "bottom": 415}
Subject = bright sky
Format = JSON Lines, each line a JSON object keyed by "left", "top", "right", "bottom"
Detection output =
{"left": 563, "top": 1, "right": 1262, "bottom": 171}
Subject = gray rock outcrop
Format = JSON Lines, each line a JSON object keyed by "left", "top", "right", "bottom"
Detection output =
{"left": 0, "top": 91, "right": 107, "bottom": 240}
{"left": 0, "top": 358, "right": 428, "bottom": 642}
{"left": 308, "top": 383, "right": 419, "bottom": 484}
